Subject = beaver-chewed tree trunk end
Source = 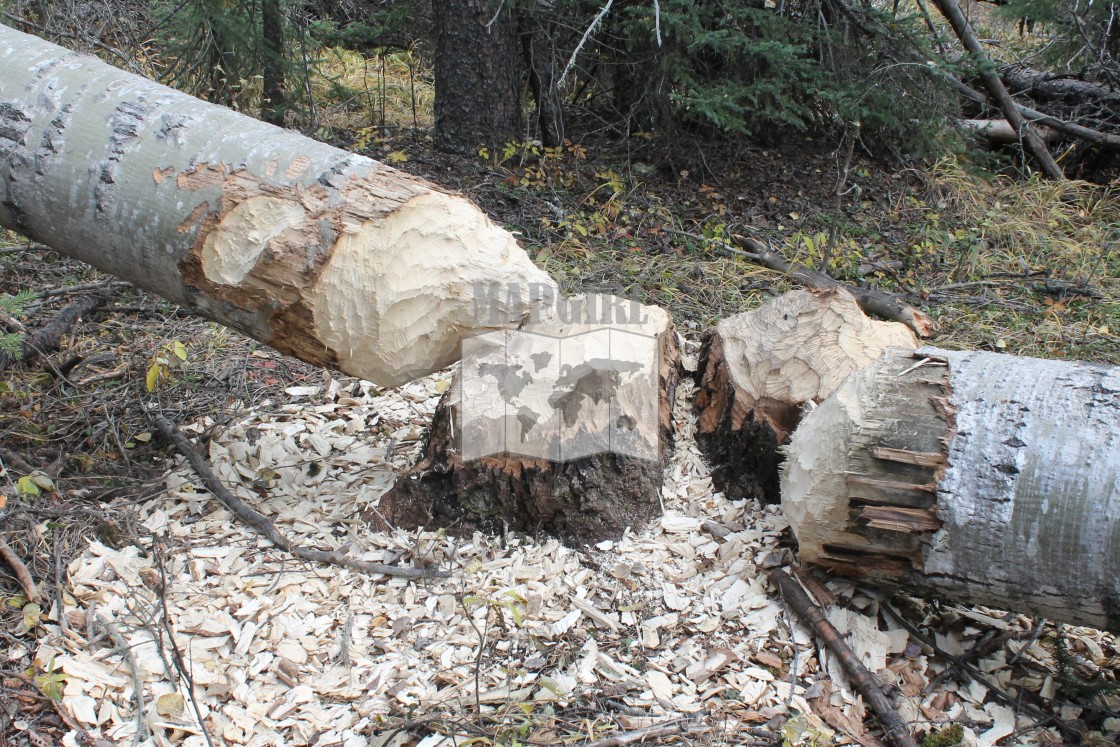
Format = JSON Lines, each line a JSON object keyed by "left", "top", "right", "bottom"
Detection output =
{"left": 694, "top": 288, "right": 918, "bottom": 503}
{"left": 374, "top": 295, "right": 680, "bottom": 544}
{"left": 783, "top": 347, "right": 1120, "bottom": 633}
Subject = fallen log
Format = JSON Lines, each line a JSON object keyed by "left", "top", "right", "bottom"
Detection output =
{"left": 931, "top": 0, "right": 1064, "bottom": 179}
{"left": 376, "top": 294, "right": 679, "bottom": 543}
{"left": 1001, "top": 66, "right": 1120, "bottom": 110}
{"left": 695, "top": 288, "right": 917, "bottom": 502}
{"left": 0, "top": 24, "right": 555, "bottom": 386}
{"left": 943, "top": 69, "right": 1120, "bottom": 149}
{"left": 782, "top": 346, "right": 1120, "bottom": 632}
{"left": 960, "top": 118, "right": 1060, "bottom": 145}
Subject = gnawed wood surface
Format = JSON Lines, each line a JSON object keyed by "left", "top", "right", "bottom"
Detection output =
{"left": 695, "top": 288, "right": 917, "bottom": 502}
{"left": 783, "top": 346, "right": 1120, "bottom": 632}
{"left": 0, "top": 24, "right": 555, "bottom": 386}
{"left": 377, "top": 296, "right": 680, "bottom": 543}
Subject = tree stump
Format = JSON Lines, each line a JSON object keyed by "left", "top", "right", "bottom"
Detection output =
{"left": 694, "top": 288, "right": 918, "bottom": 502}
{"left": 783, "top": 346, "right": 1120, "bottom": 632}
{"left": 376, "top": 295, "right": 680, "bottom": 544}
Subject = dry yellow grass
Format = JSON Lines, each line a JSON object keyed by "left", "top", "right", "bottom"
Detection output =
{"left": 309, "top": 45, "right": 434, "bottom": 132}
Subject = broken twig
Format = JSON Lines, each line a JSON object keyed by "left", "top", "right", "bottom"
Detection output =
{"left": 0, "top": 534, "right": 42, "bottom": 604}
{"left": 0, "top": 288, "right": 111, "bottom": 372}
{"left": 728, "top": 234, "right": 936, "bottom": 337}
{"left": 574, "top": 719, "right": 707, "bottom": 747}
{"left": 768, "top": 568, "right": 918, "bottom": 747}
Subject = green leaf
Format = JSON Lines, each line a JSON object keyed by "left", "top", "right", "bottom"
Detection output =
{"left": 20, "top": 603, "right": 42, "bottom": 633}
{"left": 34, "top": 671, "right": 66, "bottom": 700}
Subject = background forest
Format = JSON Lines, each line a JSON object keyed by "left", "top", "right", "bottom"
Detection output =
{"left": 1, "top": 1, "right": 1120, "bottom": 746}
{"left": 3, "top": 0, "right": 1120, "bottom": 356}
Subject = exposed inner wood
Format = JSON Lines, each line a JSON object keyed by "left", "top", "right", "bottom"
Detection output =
{"left": 782, "top": 349, "right": 952, "bottom": 576}
{"left": 694, "top": 287, "right": 917, "bottom": 502}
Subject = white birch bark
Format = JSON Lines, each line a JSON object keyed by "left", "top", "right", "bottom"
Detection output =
{"left": 783, "top": 346, "right": 1120, "bottom": 632}
{"left": 0, "top": 24, "right": 556, "bottom": 386}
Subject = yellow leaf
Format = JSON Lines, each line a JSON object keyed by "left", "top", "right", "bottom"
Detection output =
{"left": 16, "top": 475, "right": 40, "bottom": 496}
{"left": 387, "top": 150, "right": 409, "bottom": 164}
{"left": 995, "top": 338, "right": 1007, "bottom": 349}
{"left": 133, "top": 432, "right": 152, "bottom": 443}
{"left": 156, "top": 692, "right": 185, "bottom": 718}
{"left": 21, "top": 603, "right": 41, "bottom": 632}
{"left": 434, "top": 379, "right": 451, "bottom": 394}
{"left": 172, "top": 341, "right": 188, "bottom": 360}
{"left": 1099, "top": 325, "right": 1109, "bottom": 335}
{"left": 789, "top": 211, "right": 801, "bottom": 220}
{"left": 146, "top": 363, "right": 160, "bottom": 392}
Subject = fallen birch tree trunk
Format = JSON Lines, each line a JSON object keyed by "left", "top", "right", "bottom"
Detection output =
{"left": 782, "top": 346, "right": 1120, "bottom": 632}
{"left": 960, "top": 118, "right": 1060, "bottom": 145}
{"left": 378, "top": 295, "right": 679, "bottom": 543}
{"left": 0, "top": 24, "right": 555, "bottom": 386}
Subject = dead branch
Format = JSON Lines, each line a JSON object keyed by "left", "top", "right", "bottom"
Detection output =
{"left": 574, "top": 720, "right": 708, "bottom": 747}
{"left": 149, "top": 409, "right": 450, "bottom": 579}
{"left": 727, "top": 234, "right": 936, "bottom": 337}
{"left": 943, "top": 72, "right": 1120, "bottom": 149}
{"left": 0, "top": 535, "right": 42, "bottom": 604}
{"left": 1001, "top": 66, "right": 1120, "bottom": 109}
{"left": 930, "top": 0, "right": 1064, "bottom": 179}
{"left": 768, "top": 568, "right": 918, "bottom": 747}
{"left": 151, "top": 538, "right": 218, "bottom": 747}
{"left": 0, "top": 289, "right": 111, "bottom": 372}
{"left": 93, "top": 612, "right": 150, "bottom": 746}
{"left": 0, "top": 446, "right": 36, "bottom": 475}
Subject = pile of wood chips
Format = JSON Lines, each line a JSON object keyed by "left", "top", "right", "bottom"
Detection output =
{"left": 31, "top": 369, "right": 1118, "bottom": 746}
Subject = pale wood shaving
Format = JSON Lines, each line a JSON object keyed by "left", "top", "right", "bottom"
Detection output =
{"left": 32, "top": 369, "right": 1112, "bottom": 746}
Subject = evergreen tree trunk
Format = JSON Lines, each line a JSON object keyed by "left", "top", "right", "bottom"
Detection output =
{"left": 521, "top": 11, "right": 564, "bottom": 147}
{"left": 432, "top": 0, "right": 523, "bottom": 152}
{"left": 261, "top": 0, "right": 286, "bottom": 127}
{"left": 0, "top": 23, "right": 556, "bottom": 386}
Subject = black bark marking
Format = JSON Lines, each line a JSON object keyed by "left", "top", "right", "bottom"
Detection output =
{"left": 0, "top": 101, "right": 33, "bottom": 229}
{"left": 96, "top": 97, "right": 155, "bottom": 215}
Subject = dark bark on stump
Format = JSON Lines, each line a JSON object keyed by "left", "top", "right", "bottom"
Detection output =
{"left": 432, "top": 0, "right": 523, "bottom": 152}
{"left": 376, "top": 302, "right": 680, "bottom": 544}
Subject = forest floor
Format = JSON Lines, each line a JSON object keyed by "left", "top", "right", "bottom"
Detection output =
{"left": 0, "top": 126, "right": 1118, "bottom": 747}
